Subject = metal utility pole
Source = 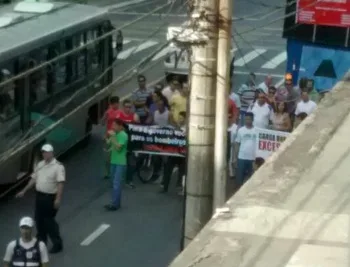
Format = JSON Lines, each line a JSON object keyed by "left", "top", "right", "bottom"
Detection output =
{"left": 179, "top": 0, "right": 219, "bottom": 248}
{"left": 213, "top": 0, "right": 233, "bottom": 210}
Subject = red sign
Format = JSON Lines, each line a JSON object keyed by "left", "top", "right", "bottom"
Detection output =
{"left": 297, "top": 0, "right": 350, "bottom": 28}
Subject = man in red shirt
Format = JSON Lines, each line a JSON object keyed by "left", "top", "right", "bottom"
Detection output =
{"left": 116, "top": 99, "right": 139, "bottom": 124}
{"left": 116, "top": 99, "right": 139, "bottom": 189}
{"left": 104, "top": 96, "right": 120, "bottom": 132}
{"left": 103, "top": 96, "right": 120, "bottom": 179}
{"left": 228, "top": 98, "right": 238, "bottom": 126}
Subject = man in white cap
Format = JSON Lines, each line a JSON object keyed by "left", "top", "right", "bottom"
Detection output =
{"left": 3, "top": 216, "right": 49, "bottom": 267}
{"left": 16, "top": 144, "right": 65, "bottom": 253}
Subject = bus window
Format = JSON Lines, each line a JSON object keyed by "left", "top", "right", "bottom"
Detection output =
{"left": 28, "top": 49, "right": 49, "bottom": 103}
{"left": 53, "top": 41, "right": 67, "bottom": 90}
{"left": 0, "top": 69, "right": 16, "bottom": 120}
{"left": 72, "top": 34, "right": 86, "bottom": 81}
{"left": 87, "top": 29, "right": 100, "bottom": 72}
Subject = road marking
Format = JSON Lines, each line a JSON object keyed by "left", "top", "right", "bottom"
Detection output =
{"left": 285, "top": 244, "right": 347, "bottom": 267}
{"left": 152, "top": 46, "right": 171, "bottom": 61}
{"left": 80, "top": 224, "right": 110, "bottom": 246}
{"left": 262, "top": 51, "right": 287, "bottom": 69}
{"left": 275, "top": 78, "right": 285, "bottom": 88}
{"left": 234, "top": 70, "right": 284, "bottom": 78}
{"left": 111, "top": 39, "right": 131, "bottom": 48}
{"left": 117, "top": 40, "right": 158, "bottom": 60}
{"left": 107, "top": 0, "right": 146, "bottom": 10}
{"left": 263, "top": 27, "right": 282, "bottom": 31}
{"left": 211, "top": 206, "right": 348, "bottom": 243}
{"left": 234, "top": 49, "right": 267, "bottom": 67}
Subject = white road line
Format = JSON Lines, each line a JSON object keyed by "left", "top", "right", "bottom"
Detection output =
{"left": 261, "top": 51, "right": 287, "bottom": 69}
{"left": 285, "top": 245, "right": 347, "bottom": 267}
{"left": 80, "top": 224, "right": 110, "bottom": 246}
{"left": 107, "top": 0, "right": 146, "bottom": 10}
{"left": 112, "top": 39, "right": 131, "bottom": 48}
{"left": 152, "top": 46, "right": 171, "bottom": 61}
{"left": 211, "top": 206, "right": 348, "bottom": 243}
{"left": 263, "top": 27, "right": 282, "bottom": 31}
{"left": 234, "top": 49, "right": 267, "bottom": 67}
{"left": 117, "top": 40, "right": 158, "bottom": 60}
{"left": 234, "top": 71, "right": 284, "bottom": 78}
{"left": 275, "top": 78, "right": 285, "bottom": 88}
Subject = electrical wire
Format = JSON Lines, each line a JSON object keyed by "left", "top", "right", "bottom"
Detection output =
{"left": 235, "top": 0, "right": 289, "bottom": 9}
{"left": 119, "top": 0, "right": 186, "bottom": 59}
{"left": 0, "top": 1, "right": 172, "bottom": 89}
{"left": 0, "top": 35, "right": 187, "bottom": 198}
{"left": 1, "top": 0, "right": 187, "bottom": 151}
{"left": 232, "top": 27, "right": 282, "bottom": 69}
{"left": 0, "top": 0, "right": 184, "bottom": 148}
{"left": 0, "top": 9, "right": 193, "bottom": 162}
{"left": 0, "top": 73, "right": 164, "bottom": 199}
{"left": 236, "top": 0, "right": 318, "bottom": 36}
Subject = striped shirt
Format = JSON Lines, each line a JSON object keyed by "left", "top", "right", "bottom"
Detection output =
{"left": 237, "top": 84, "right": 256, "bottom": 112}
{"left": 132, "top": 88, "right": 152, "bottom": 117}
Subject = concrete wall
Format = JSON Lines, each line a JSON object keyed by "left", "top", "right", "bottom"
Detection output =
{"left": 169, "top": 72, "right": 350, "bottom": 267}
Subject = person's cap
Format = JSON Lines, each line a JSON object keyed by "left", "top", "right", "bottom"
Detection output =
{"left": 19, "top": 217, "right": 34, "bottom": 228}
{"left": 41, "top": 144, "right": 54, "bottom": 152}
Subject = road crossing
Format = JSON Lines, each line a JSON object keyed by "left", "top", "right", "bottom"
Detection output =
{"left": 114, "top": 38, "right": 287, "bottom": 74}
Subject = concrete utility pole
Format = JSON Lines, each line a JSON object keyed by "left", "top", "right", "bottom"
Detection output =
{"left": 180, "top": 0, "right": 219, "bottom": 248}
{"left": 213, "top": 0, "right": 233, "bottom": 210}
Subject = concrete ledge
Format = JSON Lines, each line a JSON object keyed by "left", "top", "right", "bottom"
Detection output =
{"left": 169, "top": 72, "right": 350, "bottom": 267}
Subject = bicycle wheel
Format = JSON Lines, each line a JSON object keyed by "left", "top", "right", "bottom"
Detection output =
{"left": 137, "top": 155, "right": 155, "bottom": 184}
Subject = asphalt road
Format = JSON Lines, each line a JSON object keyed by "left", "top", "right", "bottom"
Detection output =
{"left": 107, "top": 0, "right": 288, "bottom": 91}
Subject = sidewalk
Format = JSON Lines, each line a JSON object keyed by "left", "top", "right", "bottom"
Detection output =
{"left": 169, "top": 72, "right": 350, "bottom": 267}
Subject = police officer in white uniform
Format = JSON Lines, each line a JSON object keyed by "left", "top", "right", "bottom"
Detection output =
{"left": 17, "top": 144, "right": 65, "bottom": 254}
{"left": 3, "top": 216, "right": 49, "bottom": 267}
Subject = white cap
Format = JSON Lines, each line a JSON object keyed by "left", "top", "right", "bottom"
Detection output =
{"left": 19, "top": 217, "right": 34, "bottom": 228}
{"left": 41, "top": 144, "right": 54, "bottom": 152}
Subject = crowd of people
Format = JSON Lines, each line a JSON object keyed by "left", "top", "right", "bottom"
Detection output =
{"left": 229, "top": 72, "right": 320, "bottom": 188}
{"left": 103, "top": 71, "right": 324, "bottom": 208}
{"left": 102, "top": 74, "right": 194, "bottom": 210}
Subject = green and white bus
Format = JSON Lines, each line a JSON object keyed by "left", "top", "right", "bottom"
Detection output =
{"left": 0, "top": 1, "right": 114, "bottom": 184}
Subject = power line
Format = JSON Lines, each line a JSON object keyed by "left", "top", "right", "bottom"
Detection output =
{"left": 0, "top": 0, "right": 185, "bottom": 153}
{"left": 236, "top": 0, "right": 289, "bottom": 9}
{"left": 0, "top": 1, "right": 172, "bottom": 89}
{"left": 0, "top": 7, "right": 193, "bottom": 162}
{"left": 235, "top": 0, "right": 317, "bottom": 36}
{"left": 0, "top": 0, "right": 185, "bottom": 147}
{"left": 232, "top": 27, "right": 281, "bottom": 68}
{"left": 2, "top": 0, "right": 186, "bottom": 150}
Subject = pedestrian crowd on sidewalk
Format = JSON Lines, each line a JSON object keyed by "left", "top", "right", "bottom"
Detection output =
{"left": 229, "top": 72, "right": 322, "bottom": 189}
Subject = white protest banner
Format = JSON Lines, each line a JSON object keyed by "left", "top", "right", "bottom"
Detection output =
{"left": 255, "top": 128, "right": 290, "bottom": 159}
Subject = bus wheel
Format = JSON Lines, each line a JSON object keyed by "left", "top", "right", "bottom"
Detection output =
{"left": 81, "top": 118, "right": 93, "bottom": 147}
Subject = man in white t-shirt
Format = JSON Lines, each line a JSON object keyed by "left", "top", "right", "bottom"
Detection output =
{"left": 153, "top": 99, "right": 169, "bottom": 126}
{"left": 162, "top": 78, "right": 181, "bottom": 102}
{"left": 3, "top": 217, "right": 49, "bottom": 267}
{"left": 248, "top": 91, "right": 272, "bottom": 129}
{"left": 234, "top": 112, "right": 257, "bottom": 186}
{"left": 295, "top": 91, "right": 317, "bottom": 117}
